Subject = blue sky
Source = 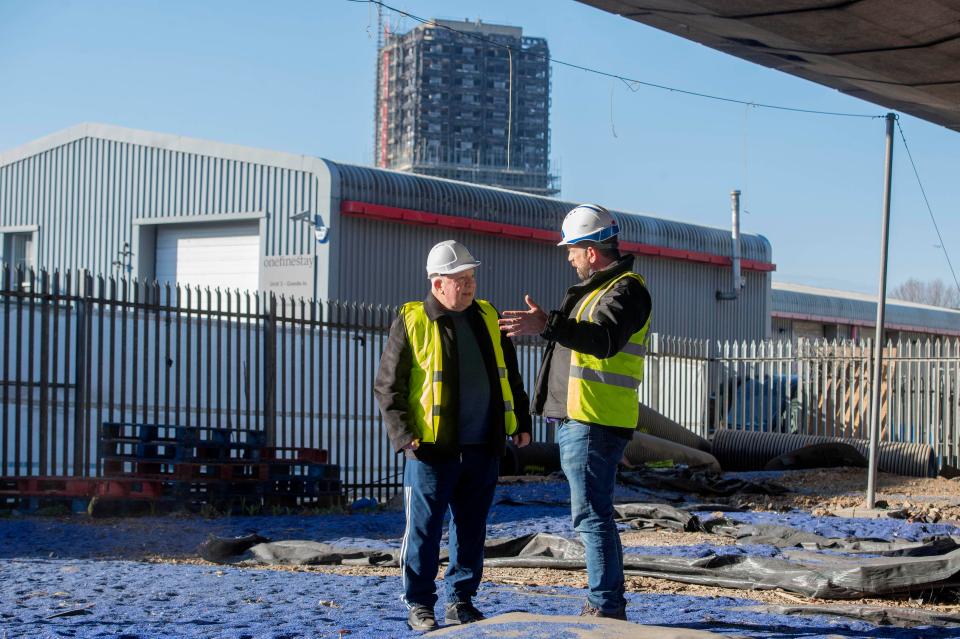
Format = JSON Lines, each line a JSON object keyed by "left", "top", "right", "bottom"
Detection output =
{"left": 1, "top": 0, "right": 958, "bottom": 295}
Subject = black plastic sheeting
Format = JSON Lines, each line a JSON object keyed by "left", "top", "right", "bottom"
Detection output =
{"left": 198, "top": 533, "right": 270, "bottom": 563}
{"left": 707, "top": 522, "right": 960, "bottom": 556}
{"left": 245, "top": 540, "right": 399, "bottom": 567}
{"left": 201, "top": 516, "right": 960, "bottom": 603}
{"left": 737, "top": 605, "right": 960, "bottom": 629}
{"left": 485, "top": 532, "right": 960, "bottom": 601}
{"left": 615, "top": 503, "right": 703, "bottom": 532}
{"left": 617, "top": 468, "right": 789, "bottom": 498}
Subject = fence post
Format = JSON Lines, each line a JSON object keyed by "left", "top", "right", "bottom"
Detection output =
{"left": 38, "top": 270, "right": 50, "bottom": 476}
{"left": 264, "top": 293, "right": 277, "bottom": 447}
{"left": 1, "top": 265, "right": 9, "bottom": 476}
{"left": 72, "top": 272, "right": 89, "bottom": 477}
{"left": 648, "top": 333, "right": 660, "bottom": 412}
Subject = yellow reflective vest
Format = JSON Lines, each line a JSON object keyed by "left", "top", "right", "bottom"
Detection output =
{"left": 400, "top": 299, "right": 518, "bottom": 443}
{"left": 566, "top": 272, "right": 650, "bottom": 429}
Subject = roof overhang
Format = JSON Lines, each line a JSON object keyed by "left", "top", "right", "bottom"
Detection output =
{"left": 576, "top": 0, "right": 960, "bottom": 132}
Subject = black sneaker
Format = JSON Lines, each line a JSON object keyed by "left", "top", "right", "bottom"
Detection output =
{"left": 445, "top": 601, "right": 485, "bottom": 625}
{"left": 407, "top": 605, "right": 438, "bottom": 632}
{"left": 579, "top": 601, "right": 627, "bottom": 621}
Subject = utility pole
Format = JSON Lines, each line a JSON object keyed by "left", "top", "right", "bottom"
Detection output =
{"left": 866, "top": 112, "right": 896, "bottom": 508}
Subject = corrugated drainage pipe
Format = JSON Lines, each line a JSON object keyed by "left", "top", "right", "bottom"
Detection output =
{"left": 624, "top": 432, "right": 721, "bottom": 472}
{"left": 515, "top": 442, "right": 562, "bottom": 475}
{"left": 499, "top": 443, "right": 521, "bottom": 477}
{"left": 637, "top": 403, "right": 711, "bottom": 452}
{"left": 500, "top": 442, "right": 561, "bottom": 476}
{"left": 711, "top": 429, "right": 936, "bottom": 478}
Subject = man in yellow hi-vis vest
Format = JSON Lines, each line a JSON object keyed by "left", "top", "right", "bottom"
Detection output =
{"left": 375, "top": 240, "right": 532, "bottom": 632}
{"left": 500, "top": 204, "right": 651, "bottom": 621}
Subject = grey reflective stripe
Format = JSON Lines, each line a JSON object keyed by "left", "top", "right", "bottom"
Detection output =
{"left": 432, "top": 405, "right": 443, "bottom": 415}
{"left": 504, "top": 400, "right": 513, "bottom": 411}
{"left": 620, "top": 342, "right": 647, "bottom": 357}
{"left": 497, "top": 367, "right": 507, "bottom": 378}
{"left": 433, "top": 371, "right": 444, "bottom": 382}
{"left": 570, "top": 366, "right": 640, "bottom": 390}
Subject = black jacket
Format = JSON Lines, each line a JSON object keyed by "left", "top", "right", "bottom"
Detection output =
{"left": 532, "top": 254, "right": 652, "bottom": 428}
{"left": 374, "top": 293, "right": 532, "bottom": 462}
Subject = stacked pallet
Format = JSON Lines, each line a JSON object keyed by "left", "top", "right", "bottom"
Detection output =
{"left": 99, "top": 423, "right": 342, "bottom": 510}
{"left": 0, "top": 475, "right": 164, "bottom": 514}
{"left": 0, "top": 425, "right": 342, "bottom": 515}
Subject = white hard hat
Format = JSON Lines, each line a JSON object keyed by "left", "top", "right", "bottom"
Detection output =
{"left": 557, "top": 203, "right": 620, "bottom": 246}
{"left": 425, "top": 240, "right": 481, "bottom": 277}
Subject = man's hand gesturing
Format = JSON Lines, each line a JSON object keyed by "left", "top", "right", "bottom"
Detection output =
{"left": 498, "top": 295, "right": 548, "bottom": 337}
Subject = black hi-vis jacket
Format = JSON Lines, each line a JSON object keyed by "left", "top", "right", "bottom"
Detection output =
{"left": 374, "top": 293, "right": 532, "bottom": 463}
{"left": 532, "top": 254, "right": 652, "bottom": 433}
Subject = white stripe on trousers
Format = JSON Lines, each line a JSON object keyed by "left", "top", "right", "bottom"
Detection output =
{"left": 399, "top": 485, "right": 413, "bottom": 608}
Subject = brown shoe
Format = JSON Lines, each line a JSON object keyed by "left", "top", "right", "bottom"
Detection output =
{"left": 407, "top": 605, "right": 438, "bottom": 632}
{"left": 445, "top": 601, "right": 485, "bottom": 624}
{"left": 579, "top": 601, "right": 627, "bottom": 621}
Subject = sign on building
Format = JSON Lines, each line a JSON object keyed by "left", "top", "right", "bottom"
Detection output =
{"left": 259, "top": 254, "right": 315, "bottom": 300}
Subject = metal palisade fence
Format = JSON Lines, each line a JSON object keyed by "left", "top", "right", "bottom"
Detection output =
{"left": 0, "top": 267, "right": 551, "bottom": 502}
{"left": 2, "top": 267, "right": 959, "bottom": 502}
{"left": 0, "top": 267, "right": 401, "bottom": 501}
{"left": 649, "top": 334, "right": 960, "bottom": 466}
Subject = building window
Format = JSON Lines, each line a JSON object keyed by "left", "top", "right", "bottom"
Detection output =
{"left": 1, "top": 231, "right": 35, "bottom": 289}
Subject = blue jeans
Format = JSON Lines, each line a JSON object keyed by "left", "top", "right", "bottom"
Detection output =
{"left": 559, "top": 420, "right": 629, "bottom": 612}
{"left": 400, "top": 447, "right": 500, "bottom": 608}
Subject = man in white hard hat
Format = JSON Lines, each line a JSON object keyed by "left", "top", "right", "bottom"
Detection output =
{"left": 499, "top": 204, "right": 652, "bottom": 620}
{"left": 375, "top": 239, "right": 532, "bottom": 632}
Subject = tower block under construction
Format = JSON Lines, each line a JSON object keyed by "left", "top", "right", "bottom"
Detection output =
{"left": 375, "top": 19, "right": 558, "bottom": 196}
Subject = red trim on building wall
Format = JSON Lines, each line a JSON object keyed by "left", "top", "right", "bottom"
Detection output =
{"left": 772, "top": 311, "right": 960, "bottom": 337}
{"left": 340, "top": 200, "right": 776, "bottom": 272}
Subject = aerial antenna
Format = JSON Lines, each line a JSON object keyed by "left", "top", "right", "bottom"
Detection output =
{"left": 373, "top": 2, "right": 385, "bottom": 167}
{"left": 376, "top": 1, "right": 383, "bottom": 50}
{"left": 373, "top": 3, "right": 394, "bottom": 168}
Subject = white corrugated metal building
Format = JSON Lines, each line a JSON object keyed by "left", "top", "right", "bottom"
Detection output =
{"left": 772, "top": 282, "right": 960, "bottom": 342}
{"left": 0, "top": 123, "right": 775, "bottom": 341}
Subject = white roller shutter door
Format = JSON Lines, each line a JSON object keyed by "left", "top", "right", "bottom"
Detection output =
{"left": 155, "top": 222, "right": 260, "bottom": 293}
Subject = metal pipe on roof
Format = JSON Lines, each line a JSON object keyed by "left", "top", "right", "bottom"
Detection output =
{"left": 716, "top": 189, "right": 743, "bottom": 301}
{"left": 731, "top": 189, "right": 742, "bottom": 292}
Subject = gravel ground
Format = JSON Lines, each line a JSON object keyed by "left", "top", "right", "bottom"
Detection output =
{"left": 7, "top": 558, "right": 958, "bottom": 639}
{"left": 4, "top": 469, "right": 960, "bottom": 638}
{"left": 730, "top": 467, "right": 960, "bottom": 519}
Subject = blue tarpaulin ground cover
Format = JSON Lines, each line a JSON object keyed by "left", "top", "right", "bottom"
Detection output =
{"left": 7, "top": 559, "right": 958, "bottom": 639}
{"left": 3, "top": 480, "right": 960, "bottom": 638}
